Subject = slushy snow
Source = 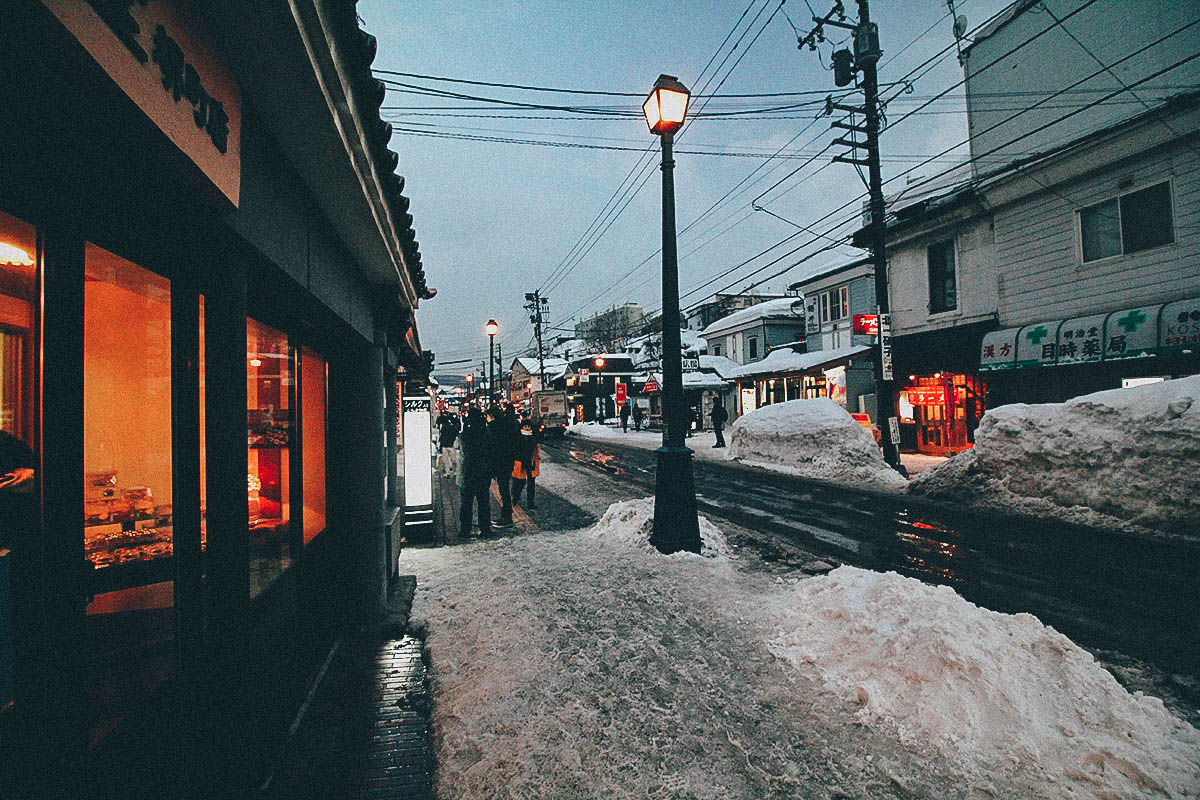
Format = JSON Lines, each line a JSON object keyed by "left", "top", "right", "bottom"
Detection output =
{"left": 726, "top": 398, "right": 908, "bottom": 492}
{"left": 911, "top": 375, "right": 1200, "bottom": 534}
{"left": 768, "top": 565, "right": 1200, "bottom": 797}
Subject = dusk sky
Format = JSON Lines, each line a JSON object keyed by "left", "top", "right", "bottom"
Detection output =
{"left": 359, "top": 0, "right": 1013, "bottom": 376}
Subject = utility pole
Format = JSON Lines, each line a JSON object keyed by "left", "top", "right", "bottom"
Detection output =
{"left": 799, "top": 0, "right": 904, "bottom": 474}
{"left": 525, "top": 291, "right": 550, "bottom": 386}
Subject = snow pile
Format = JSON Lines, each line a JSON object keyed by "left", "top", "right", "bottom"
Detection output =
{"left": 910, "top": 376, "right": 1200, "bottom": 534}
{"left": 768, "top": 566, "right": 1200, "bottom": 797}
{"left": 587, "top": 497, "right": 731, "bottom": 559}
{"left": 567, "top": 420, "right": 621, "bottom": 437}
{"left": 725, "top": 399, "right": 908, "bottom": 492}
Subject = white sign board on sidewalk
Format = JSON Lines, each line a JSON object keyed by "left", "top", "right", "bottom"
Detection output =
{"left": 402, "top": 396, "right": 434, "bottom": 527}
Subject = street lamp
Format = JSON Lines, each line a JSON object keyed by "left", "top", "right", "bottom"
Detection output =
{"left": 643, "top": 74, "right": 700, "bottom": 555}
{"left": 485, "top": 319, "right": 499, "bottom": 403}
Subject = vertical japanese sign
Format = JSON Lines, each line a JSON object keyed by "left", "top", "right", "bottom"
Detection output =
{"left": 877, "top": 310, "right": 893, "bottom": 381}
{"left": 402, "top": 396, "right": 433, "bottom": 510}
{"left": 615, "top": 383, "right": 627, "bottom": 406}
{"left": 805, "top": 294, "right": 821, "bottom": 335}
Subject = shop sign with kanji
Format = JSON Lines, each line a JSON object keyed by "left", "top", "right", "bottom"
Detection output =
{"left": 1158, "top": 297, "right": 1200, "bottom": 352}
{"left": 907, "top": 386, "right": 947, "bottom": 406}
{"left": 1102, "top": 305, "right": 1159, "bottom": 360}
{"left": 1015, "top": 321, "right": 1061, "bottom": 367}
{"left": 852, "top": 314, "right": 879, "bottom": 335}
{"left": 979, "top": 328, "right": 1018, "bottom": 370}
{"left": 1055, "top": 313, "right": 1106, "bottom": 365}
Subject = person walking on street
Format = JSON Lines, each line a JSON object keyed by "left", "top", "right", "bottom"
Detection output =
{"left": 456, "top": 407, "right": 495, "bottom": 537}
{"left": 710, "top": 396, "right": 728, "bottom": 448}
{"left": 436, "top": 407, "right": 460, "bottom": 473}
{"left": 619, "top": 402, "right": 630, "bottom": 432}
{"left": 632, "top": 403, "right": 644, "bottom": 432}
{"left": 511, "top": 418, "right": 540, "bottom": 510}
{"left": 488, "top": 404, "right": 517, "bottom": 527}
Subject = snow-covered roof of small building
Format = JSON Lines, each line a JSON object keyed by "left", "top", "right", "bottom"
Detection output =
{"left": 701, "top": 297, "right": 804, "bottom": 337}
{"left": 513, "top": 356, "right": 569, "bottom": 380}
{"left": 699, "top": 354, "right": 741, "bottom": 380}
{"left": 731, "top": 344, "right": 871, "bottom": 379}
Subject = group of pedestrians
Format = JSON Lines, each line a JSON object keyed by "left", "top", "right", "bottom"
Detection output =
{"left": 613, "top": 397, "right": 728, "bottom": 448}
{"left": 617, "top": 402, "right": 645, "bottom": 432}
{"left": 436, "top": 403, "right": 541, "bottom": 539}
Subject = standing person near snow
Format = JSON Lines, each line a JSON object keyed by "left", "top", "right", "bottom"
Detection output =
{"left": 456, "top": 407, "right": 495, "bottom": 538}
{"left": 632, "top": 403, "right": 644, "bottom": 432}
{"left": 710, "top": 396, "right": 728, "bottom": 448}
{"left": 436, "top": 408, "right": 461, "bottom": 473}
{"left": 487, "top": 404, "right": 517, "bottom": 528}
{"left": 511, "top": 418, "right": 540, "bottom": 510}
{"left": 619, "top": 402, "right": 630, "bottom": 432}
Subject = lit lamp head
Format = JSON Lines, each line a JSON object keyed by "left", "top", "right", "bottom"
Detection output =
{"left": 594, "top": 357, "right": 606, "bottom": 369}
{"left": 643, "top": 74, "right": 690, "bottom": 136}
{"left": 465, "top": 373, "right": 474, "bottom": 384}
{"left": 485, "top": 319, "right": 499, "bottom": 337}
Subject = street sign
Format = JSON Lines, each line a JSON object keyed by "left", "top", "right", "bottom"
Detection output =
{"left": 878, "top": 311, "right": 893, "bottom": 381}
{"left": 804, "top": 294, "right": 821, "bottom": 335}
{"left": 616, "top": 383, "right": 627, "bottom": 406}
{"left": 681, "top": 357, "right": 699, "bottom": 371}
{"left": 853, "top": 314, "right": 879, "bottom": 335}
{"left": 887, "top": 416, "right": 901, "bottom": 445}
{"left": 580, "top": 368, "right": 590, "bottom": 381}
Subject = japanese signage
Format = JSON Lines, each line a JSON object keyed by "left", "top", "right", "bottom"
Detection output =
{"left": 43, "top": 0, "right": 242, "bottom": 205}
{"left": 579, "top": 368, "right": 590, "bottom": 381}
{"left": 643, "top": 379, "right": 659, "bottom": 393}
{"left": 681, "top": 357, "right": 700, "bottom": 371}
{"left": 805, "top": 294, "right": 821, "bottom": 335}
{"left": 853, "top": 314, "right": 879, "bottom": 335}
{"left": 1055, "top": 314, "right": 1106, "bottom": 365}
{"left": 615, "top": 383, "right": 627, "bottom": 406}
{"left": 1015, "top": 321, "right": 1061, "bottom": 367}
{"left": 887, "top": 417, "right": 901, "bottom": 445}
{"left": 1103, "top": 305, "right": 1158, "bottom": 360}
{"left": 907, "top": 386, "right": 947, "bottom": 406}
{"left": 740, "top": 386, "right": 757, "bottom": 415}
{"left": 979, "top": 296, "right": 1200, "bottom": 370}
{"left": 979, "top": 328, "right": 1019, "bottom": 371}
{"left": 402, "top": 396, "right": 433, "bottom": 510}
{"left": 1161, "top": 298, "right": 1200, "bottom": 351}
{"left": 878, "top": 311, "right": 893, "bottom": 381}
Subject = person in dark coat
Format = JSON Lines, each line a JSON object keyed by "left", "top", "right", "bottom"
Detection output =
{"left": 487, "top": 405, "right": 517, "bottom": 527}
{"left": 710, "top": 396, "right": 729, "bottom": 448}
{"left": 456, "top": 407, "right": 495, "bottom": 537}
{"left": 436, "top": 408, "right": 461, "bottom": 473}
{"left": 511, "top": 418, "right": 540, "bottom": 510}
{"left": 619, "top": 403, "right": 630, "bottom": 432}
{"left": 632, "top": 403, "right": 644, "bottom": 432}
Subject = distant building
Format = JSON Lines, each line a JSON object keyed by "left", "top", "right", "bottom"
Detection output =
{"left": 575, "top": 303, "right": 645, "bottom": 351}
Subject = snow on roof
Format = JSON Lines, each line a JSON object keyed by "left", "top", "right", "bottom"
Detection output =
{"left": 701, "top": 297, "right": 804, "bottom": 337}
{"left": 513, "top": 356, "right": 569, "bottom": 379}
{"left": 731, "top": 344, "right": 871, "bottom": 379}
{"left": 699, "top": 354, "right": 741, "bottom": 380}
{"left": 682, "top": 371, "right": 727, "bottom": 389}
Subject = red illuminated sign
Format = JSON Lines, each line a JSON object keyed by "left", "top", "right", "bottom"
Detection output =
{"left": 853, "top": 314, "right": 879, "bottom": 335}
{"left": 616, "top": 383, "right": 627, "bottom": 406}
{"left": 907, "top": 386, "right": 947, "bottom": 406}
{"left": 643, "top": 379, "right": 660, "bottom": 393}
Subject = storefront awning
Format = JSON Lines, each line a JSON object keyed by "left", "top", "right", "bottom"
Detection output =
{"left": 980, "top": 297, "right": 1200, "bottom": 371}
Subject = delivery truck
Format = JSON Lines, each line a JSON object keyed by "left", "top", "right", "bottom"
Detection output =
{"left": 532, "top": 390, "right": 569, "bottom": 438}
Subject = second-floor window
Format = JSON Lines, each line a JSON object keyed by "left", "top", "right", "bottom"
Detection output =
{"left": 748, "top": 336, "right": 759, "bottom": 360}
{"left": 1079, "top": 181, "right": 1174, "bottom": 262}
{"left": 819, "top": 286, "right": 849, "bottom": 323}
{"left": 928, "top": 239, "right": 957, "bottom": 313}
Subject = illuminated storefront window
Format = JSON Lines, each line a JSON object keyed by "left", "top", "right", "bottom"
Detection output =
{"left": 301, "top": 348, "right": 326, "bottom": 544}
{"left": 82, "top": 242, "right": 175, "bottom": 742}
{"left": 247, "top": 319, "right": 291, "bottom": 596}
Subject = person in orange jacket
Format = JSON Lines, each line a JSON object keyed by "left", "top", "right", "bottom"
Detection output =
{"left": 511, "top": 418, "right": 540, "bottom": 510}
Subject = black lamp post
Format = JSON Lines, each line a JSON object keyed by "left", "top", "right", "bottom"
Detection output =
{"left": 485, "top": 319, "right": 498, "bottom": 403}
{"left": 644, "top": 74, "right": 701, "bottom": 555}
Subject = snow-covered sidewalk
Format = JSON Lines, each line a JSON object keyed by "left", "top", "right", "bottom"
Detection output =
{"left": 403, "top": 498, "right": 1200, "bottom": 799}
{"left": 567, "top": 421, "right": 728, "bottom": 462}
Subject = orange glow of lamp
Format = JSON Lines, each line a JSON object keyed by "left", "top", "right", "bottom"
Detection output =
{"left": 594, "top": 357, "right": 606, "bottom": 368}
{"left": 642, "top": 74, "right": 690, "bottom": 136}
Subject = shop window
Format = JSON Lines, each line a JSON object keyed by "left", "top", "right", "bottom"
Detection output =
{"left": 301, "top": 348, "right": 326, "bottom": 544}
{"left": 247, "top": 319, "right": 291, "bottom": 596}
{"left": 83, "top": 243, "right": 174, "bottom": 742}
{"left": 748, "top": 336, "right": 759, "bottom": 360}
{"left": 928, "top": 240, "right": 957, "bottom": 313}
{"left": 1080, "top": 181, "right": 1173, "bottom": 262}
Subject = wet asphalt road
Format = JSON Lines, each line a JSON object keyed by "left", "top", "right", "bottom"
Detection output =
{"left": 543, "top": 435, "right": 1200, "bottom": 707}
